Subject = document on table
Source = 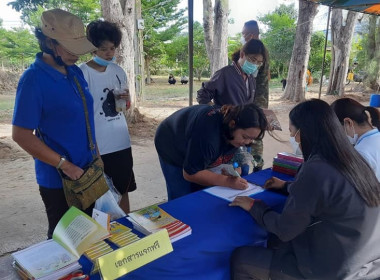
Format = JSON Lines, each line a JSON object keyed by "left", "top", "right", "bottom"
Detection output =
{"left": 203, "top": 183, "right": 264, "bottom": 202}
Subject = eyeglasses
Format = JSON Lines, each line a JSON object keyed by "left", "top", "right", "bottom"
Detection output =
{"left": 246, "top": 56, "right": 264, "bottom": 67}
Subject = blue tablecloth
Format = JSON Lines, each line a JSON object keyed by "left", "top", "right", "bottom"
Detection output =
{"left": 81, "top": 168, "right": 293, "bottom": 279}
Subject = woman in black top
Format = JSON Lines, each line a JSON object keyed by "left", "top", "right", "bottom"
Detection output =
{"left": 230, "top": 99, "right": 380, "bottom": 280}
{"left": 155, "top": 103, "right": 267, "bottom": 200}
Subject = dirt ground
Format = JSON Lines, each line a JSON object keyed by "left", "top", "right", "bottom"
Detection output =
{"left": 0, "top": 84, "right": 373, "bottom": 191}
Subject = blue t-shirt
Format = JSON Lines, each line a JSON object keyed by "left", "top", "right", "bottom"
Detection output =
{"left": 12, "top": 53, "right": 96, "bottom": 189}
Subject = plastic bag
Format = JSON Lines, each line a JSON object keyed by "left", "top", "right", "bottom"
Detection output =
{"left": 94, "top": 175, "right": 126, "bottom": 220}
{"left": 105, "top": 175, "right": 122, "bottom": 204}
{"left": 232, "top": 146, "right": 254, "bottom": 176}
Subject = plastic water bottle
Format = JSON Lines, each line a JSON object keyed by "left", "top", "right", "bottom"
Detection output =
{"left": 235, "top": 146, "right": 254, "bottom": 176}
{"left": 220, "top": 162, "right": 240, "bottom": 177}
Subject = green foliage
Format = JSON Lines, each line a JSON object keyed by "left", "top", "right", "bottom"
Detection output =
{"left": 0, "top": 26, "right": 39, "bottom": 67}
{"left": 162, "top": 22, "right": 210, "bottom": 80}
{"left": 8, "top": 0, "right": 101, "bottom": 26}
{"left": 228, "top": 35, "right": 241, "bottom": 63}
{"left": 258, "top": 3, "right": 297, "bottom": 78}
{"left": 351, "top": 17, "right": 379, "bottom": 89}
{"left": 309, "top": 31, "right": 331, "bottom": 77}
{"left": 351, "top": 35, "right": 367, "bottom": 71}
{"left": 2, "top": 0, "right": 101, "bottom": 69}
{"left": 142, "top": 0, "right": 187, "bottom": 74}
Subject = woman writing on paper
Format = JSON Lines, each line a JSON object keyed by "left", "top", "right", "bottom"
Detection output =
{"left": 12, "top": 9, "right": 98, "bottom": 238}
{"left": 230, "top": 99, "right": 380, "bottom": 280}
{"left": 197, "top": 39, "right": 268, "bottom": 171}
{"left": 155, "top": 103, "right": 268, "bottom": 200}
{"left": 331, "top": 97, "right": 380, "bottom": 181}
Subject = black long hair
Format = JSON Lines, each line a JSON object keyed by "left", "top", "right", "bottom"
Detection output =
{"left": 331, "top": 98, "right": 380, "bottom": 131}
{"left": 289, "top": 99, "right": 380, "bottom": 207}
{"left": 231, "top": 39, "right": 268, "bottom": 64}
{"left": 220, "top": 103, "right": 267, "bottom": 141}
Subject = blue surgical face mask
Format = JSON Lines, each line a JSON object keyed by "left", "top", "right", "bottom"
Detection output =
{"left": 93, "top": 55, "right": 116, "bottom": 66}
{"left": 241, "top": 60, "right": 258, "bottom": 75}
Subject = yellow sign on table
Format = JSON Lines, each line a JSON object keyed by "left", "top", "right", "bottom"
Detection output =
{"left": 98, "top": 229, "right": 173, "bottom": 280}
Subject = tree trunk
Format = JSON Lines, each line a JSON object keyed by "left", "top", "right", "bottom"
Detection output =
{"left": 203, "top": 0, "right": 213, "bottom": 63}
{"left": 101, "top": 0, "right": 137, "bottom": 120}
{"left": 134, "top": 0, "right": 145, "bottom": 101}
{"left": 366, "top": 16, "right": 380, "bottom": 90}
{"left": 282, "top": 0, "right": 318, "bottom": 102}
{"left": 368, "top": 15, "right": 377, "bottom": 60}
{"left": 375, "top": 19, "right": 380, "bottom": 91}
{"left": 145, "top": 56, "right": 151, "bottom": 85}
{"left": 327, "top": 9, "right": 357, "bottom": 96}
{"left": 202, "top": 0, "right": 228, "bottom": 75}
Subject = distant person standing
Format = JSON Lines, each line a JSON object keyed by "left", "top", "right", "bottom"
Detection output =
{"left": 80, "top": 20, "right": 137, "bottom": 213}
{"left": 305, "top": 69, "right": 313, "bottom": 92}
{"left": 241, "top": 20, "right": 270, "bottom": 109}
{"left": 280, "top": 79, "right": 287, "bottom": 91}
{"left": 241, "top": 20, "right": 270, "bottom": 171}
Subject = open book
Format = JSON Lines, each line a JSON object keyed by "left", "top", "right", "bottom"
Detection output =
{"left": 128, "top": 205, "right": 191, "bottom": 243}
{"left": 12, "top": 207, "right": 110, "bottom": 280}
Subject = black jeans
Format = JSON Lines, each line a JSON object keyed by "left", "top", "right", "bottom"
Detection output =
{"left": 39, "top": 186, "right": 93, "bottom": 239}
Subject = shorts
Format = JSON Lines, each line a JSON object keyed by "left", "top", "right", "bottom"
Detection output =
{"left": 101, "top": 147, "right": 137, "bottom": 194}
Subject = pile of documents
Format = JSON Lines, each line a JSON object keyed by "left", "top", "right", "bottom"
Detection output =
{"left": 272, "top": 152, "right": 303, "bottom": 176}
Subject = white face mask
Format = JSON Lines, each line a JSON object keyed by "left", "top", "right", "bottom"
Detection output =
{"left": 344, "top": 122, "right": 358, "bottom": 145}
{"left": 289, "top": 130, "right": 302, "bottom": 155}
{"left": 240, "top": 36, "right": 246, "bottom": 45}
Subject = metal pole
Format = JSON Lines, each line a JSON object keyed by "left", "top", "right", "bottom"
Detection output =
{"left": 188, "top": 0, "right": 194, "bottom": 106}
{"left": 318, "top": 6, "right": 331, "bottom": 99}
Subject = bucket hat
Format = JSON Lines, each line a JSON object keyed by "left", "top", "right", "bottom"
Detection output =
{"left": 41, "top": 9, "right": 96, "bottom": 55}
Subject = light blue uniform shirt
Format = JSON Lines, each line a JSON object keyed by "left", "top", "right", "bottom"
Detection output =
{"left": 355, "top": 128, "right": 380, "bottom": 182}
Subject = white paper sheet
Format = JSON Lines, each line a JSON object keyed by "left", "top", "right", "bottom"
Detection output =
{"left": 203, "top": 182, "right": 264, "bottom": 202}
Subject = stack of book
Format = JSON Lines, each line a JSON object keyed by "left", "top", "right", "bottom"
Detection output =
{"left": 272, "top": 152, "right": 304, "bottom": 176}
{"left": 84, "top": 221, "right": 140, "bottom": 274}
{"left": 11, "top": 207, "right": 110, "bottom": 280}
{"left": 127, "top": 204, "right": 192, "bottom": 243}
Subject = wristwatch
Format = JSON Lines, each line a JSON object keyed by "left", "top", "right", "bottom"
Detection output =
{"left": 56, "top": 157, "right": 66, "bottom": 169}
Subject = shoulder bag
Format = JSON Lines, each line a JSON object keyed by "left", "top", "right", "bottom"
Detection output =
{"left": 60, "top": 77, "right": 108, "bottom": 210}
